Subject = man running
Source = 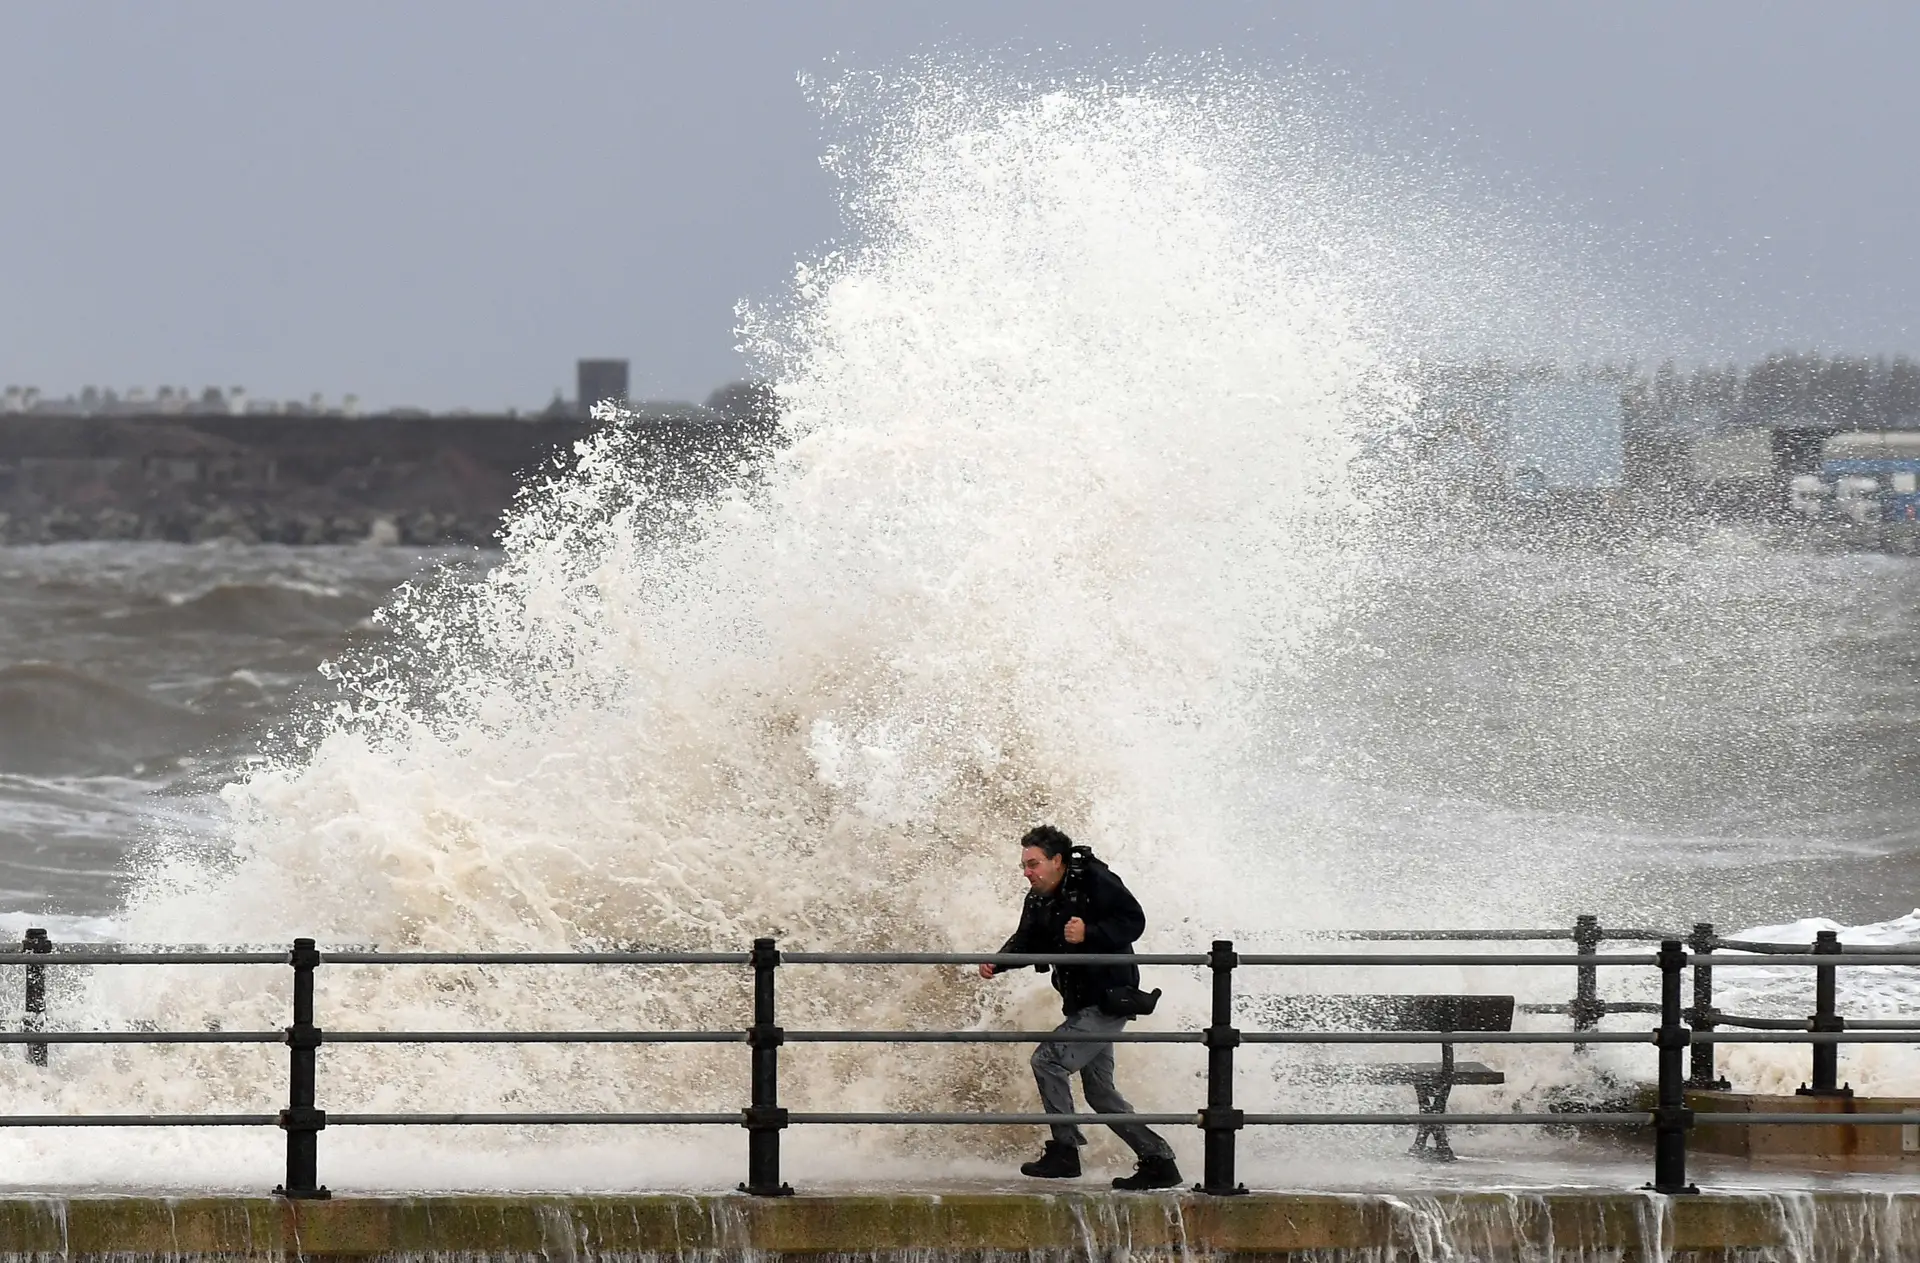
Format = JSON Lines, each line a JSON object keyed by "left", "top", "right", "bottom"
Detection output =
{"left": 979, "top": 825, "right": 1182, "bottom": 1190}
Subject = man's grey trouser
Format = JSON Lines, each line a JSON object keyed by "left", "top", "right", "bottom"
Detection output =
{"left": 1030, "top": 1006, "right": 1175, "bottom": 1158}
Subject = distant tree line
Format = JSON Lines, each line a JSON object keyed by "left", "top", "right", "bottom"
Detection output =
{"left": 1413, "top": 352, "right": 1920, "bottom": 438}
{"left": 1630, "top": 352, "right": 1920, "bottom": 434}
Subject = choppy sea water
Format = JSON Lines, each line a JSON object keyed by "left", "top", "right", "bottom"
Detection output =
{"left": 0, "top": 541, "right": 482, "bottom": 920}
{"left": 1263, "top": 530, "right": 1920, "bottom": 934}
{"left": 4, "top": 533, "right": 1916, "bottom": 938}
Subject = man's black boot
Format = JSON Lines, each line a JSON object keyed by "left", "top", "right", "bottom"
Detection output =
{"left": 1112, "top": 1154, "right": 1183, "bottom": 1191}
{"left": 1019, "top": 1141, "right": 1082, "bottom": 1179}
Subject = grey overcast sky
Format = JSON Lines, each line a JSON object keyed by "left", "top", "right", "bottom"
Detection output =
{"left": 2, "top": 2, "right": 1916, "bottom": 410}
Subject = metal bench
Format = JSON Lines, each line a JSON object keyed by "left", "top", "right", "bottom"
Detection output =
{"left": 1245, "top": 993, "right": 1516, "bottom": 1161}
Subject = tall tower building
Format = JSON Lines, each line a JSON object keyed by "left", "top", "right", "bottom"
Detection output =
{"left": 576, "top": 359, "right": 629, "bottom": 416}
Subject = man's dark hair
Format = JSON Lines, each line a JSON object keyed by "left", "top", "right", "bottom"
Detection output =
{"left": 1019, "top": 825, "right": 1073, "bottom": 859}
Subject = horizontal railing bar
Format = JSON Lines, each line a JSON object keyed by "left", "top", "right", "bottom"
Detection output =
{"left": 1243, "top": 952, "right": 1920, "bottom": 968}
{"left": 2, "top": 1110, "right": 1909, "bottom": 1130}
{"left": 0, "top": 1027, "right": 1893, "bottom": 1047}
{"left": 1703, "top": 940, "right": 1920, "bottom": 956}
{"left": 321, "top": 952, "right": 750, "bottom": 965}
{"left": 1695, "top": 1032, "right": 1920, "bottom": 1044}
{"left": 0, "top": 1115, "right": 280, "bottom": 1127}
{"left": 323, "top": 1031, "right": 748, "bottom": 1044}
{"left": 328, "top": 1113, "right": 741, "bottom": 1126}
{"left": 1238, "top": 953, "right": 1660, "bottom": 967}
{"left": 0, "top": 953, "right": 286, "bottom": 966}
{"left": 786, "top": 1113, "right": 1198, "bottom": 1126}
{"left": 324, "top": 951, "right": 1206, "bottom": 967}
{"left": 1315, "top": 930, "right": 1575, "bottom": 942}
{"left": 1242, "top": 1113, "right": 1649, "bottom": 1126}
{"left": 1520, "top": 1002, "right": 1663, "bottom": 1015}
{"left": 1316, "top": 929, "right": 1677, "bottom": 943}
{"left": 26, "top": 1025, "right": 1912, "bottom": 1046}
{"left": 781, "top": 953, "right": 1207, "bottom": 966}
{"left": 6, "top": 945, "right": 1912, "bottom": 970}
{"left": 0, "top": 1031, "right": 282, "bottom": 1045}
{"left": 1240, "top": 1031, "right": 1652, "bottom": 1045}
{"left": 1707, "top": 953, "right": 1920, "bottom": 967}
{"left": 1, "top": 1028, "right": 1191, "bottom": 1046}
{"left": 1708, "top": 941, "right": 1920, "bottom": 957}
{"left": 11, "top": 946, "right": 1911, "bottom": 969}
{"left": 23, "top": 1027, "right": 1893, "bottom": 1046}
{"left": 425, "top": 950, "right": 1920, "bottom": 968}
{"left": 780, "top": 1031, "right": 1204, "bottom": 1044}
{"left": 33, "top": 943, "right": 378, "bottom": 953}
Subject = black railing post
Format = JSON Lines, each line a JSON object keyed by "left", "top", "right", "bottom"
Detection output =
{"left": 1198, "top": 939, "right": 1246, "bottom": 1196}
{"left": 273, "top": 937, "right": 329, "bottom": 1199}
{"left": 1570, "top": 915, "right": 1603, "bottom": 1053}
{"left": 1685, "top": 922, "right": 1729, "bottom": 1090}
{"left": 1797, "top": 929, "right": 1851, "bottom": 1098}
{"left": 22, "top": 928, "right": 49, "bottom": 1068}
{"left": 740, "top": 936, "right": 792, "bottom": 1196}
{"left": 1649, "top": 939, "right": 1697, "bottom": 1195}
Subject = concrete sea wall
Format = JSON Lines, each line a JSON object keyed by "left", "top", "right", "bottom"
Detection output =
{"left": 0, "top": 1190, "right": 1913, "bottom": 1260}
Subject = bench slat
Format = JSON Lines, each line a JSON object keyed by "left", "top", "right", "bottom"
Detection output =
{"left": 1244, "top": 994, "right": 1515, "bottom": 1033}
{"left": 1290, "top": 1060, "right": 1505, "bottom": 1087}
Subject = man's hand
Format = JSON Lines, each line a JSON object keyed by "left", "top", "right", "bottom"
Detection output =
{"left": 978, "top": 962, "right": 996, "bottom": 979}
{"left": 1064, "top": 917, "right": 1087, "bottom": 945}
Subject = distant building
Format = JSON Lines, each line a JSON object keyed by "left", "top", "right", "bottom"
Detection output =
{"left": 577, "top": 359, "right": 629, "bottom": 417}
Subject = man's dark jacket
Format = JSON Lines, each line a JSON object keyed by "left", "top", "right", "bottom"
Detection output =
{"left": 997, "top": 853, "right": 1145, "bottom": 1016}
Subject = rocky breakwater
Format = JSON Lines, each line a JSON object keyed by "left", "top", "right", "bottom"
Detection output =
{"left": 0, "top": 403, "right": 772, "bottom": 545}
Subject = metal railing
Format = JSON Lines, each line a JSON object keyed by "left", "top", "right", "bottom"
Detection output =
{"left": 2, "top": 921, "right": 1916, "bottom": 1199}
{"left": 1324, "top": 917, "right": 1917, "bottom": 1089}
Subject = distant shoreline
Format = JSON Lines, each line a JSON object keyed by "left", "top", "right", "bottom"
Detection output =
{"left": 0, "top": 408, "right": 760, "bottom": 545}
